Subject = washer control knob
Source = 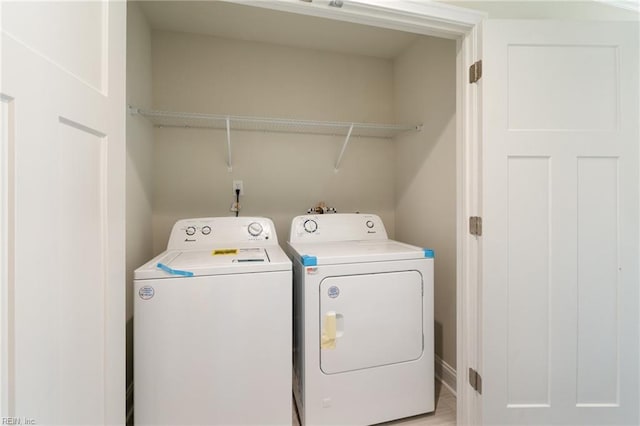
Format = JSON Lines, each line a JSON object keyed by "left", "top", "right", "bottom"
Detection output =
{"left": 366, "top": 220, "right": 375, "bottom": 229}
{"left": 303, "top": 219, "right": 318, "bottom": 233}
{"left": 186, "top": 226, "right": 196, "bottom": 236}
{"left": 201, "top": 225, "right": 211, "bottom": 235}
{"left": 248, "top": 222, "right": 263, "bottom": 237}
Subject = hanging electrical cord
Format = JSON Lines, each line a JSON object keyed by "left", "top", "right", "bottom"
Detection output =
{"left": 235, "top": 188, "right": 240, "bottom": 217}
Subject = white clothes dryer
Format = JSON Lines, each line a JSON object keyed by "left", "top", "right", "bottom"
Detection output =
{"left": 287, "top": 213, "right": 434, "bottom": 426}
{"left": 134, "top": 217, "right": 291, "bottom": 426}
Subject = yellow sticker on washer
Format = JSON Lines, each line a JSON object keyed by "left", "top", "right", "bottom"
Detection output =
{"left": 212, "top": 248, "right": 239, "bottom": 256}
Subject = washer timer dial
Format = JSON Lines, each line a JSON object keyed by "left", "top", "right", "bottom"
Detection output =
{"left": 303, "top": 219, "right": 318, "bottom": 233}
{"left": 248, "top": 222, "right": 263, "bottom": 237}
{"left": 365, "top": 220, "right": 375, "bottom": 229}
{"left": 185, "top": 226, "right": 196, "bottom": 236}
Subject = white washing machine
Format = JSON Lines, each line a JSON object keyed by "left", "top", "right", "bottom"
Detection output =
{"left": 134, "top": 217, "right": 291, "bottom": 426}
{"left": 287, "top": 213, "right": 434, "bottom": 426}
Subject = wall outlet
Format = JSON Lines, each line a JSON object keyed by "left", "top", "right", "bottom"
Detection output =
{"left": 233, "top": 180, "right": 244, "bottom": 196}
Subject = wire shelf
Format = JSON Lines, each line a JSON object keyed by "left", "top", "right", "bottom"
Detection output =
{"left": 129, "top": 106, "right": 422, "bottom": 171}
{"left": 131, "top": 107, "right": 421, "bottom": 139}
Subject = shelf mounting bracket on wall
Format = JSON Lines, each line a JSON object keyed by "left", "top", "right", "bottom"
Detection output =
{"left": 334, "top": 123, "right": 354, "bottom": 172}
{"left": 225, "top": 117, "right": 232, "bottom": 172}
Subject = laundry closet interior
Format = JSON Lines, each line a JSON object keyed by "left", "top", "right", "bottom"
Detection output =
{"left": 126, "top": 0, "right": 458, "bottom": 408}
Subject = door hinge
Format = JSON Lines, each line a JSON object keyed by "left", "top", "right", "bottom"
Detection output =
{"left": 469, "top": 367, "right": 483, "bottom": 394}
{"left": 469, "top": 60, "right": 482, "bottom": 84}
{"left": 469, "top": 216, "right": 482, "bottom": 236}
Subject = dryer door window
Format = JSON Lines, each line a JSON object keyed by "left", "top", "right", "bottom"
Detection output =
{"left": 319, "top": 270, "right": 423, "bottom": 374}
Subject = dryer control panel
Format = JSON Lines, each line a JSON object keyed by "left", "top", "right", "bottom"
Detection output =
{"left": 167, "top": 217, "right": 278, "bottom": 249}
{"left": 289, "top": 213, "right": 388, "bottom": 243}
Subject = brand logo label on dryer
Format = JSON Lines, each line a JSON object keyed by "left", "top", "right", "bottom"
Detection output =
{"left": 138, "top": 286, "right": 155, "bottom": 300}
{"left": 306, "top": 267, "right": 318, "bottom": 275}
{"left": 328, "top": 286, "right": 340, "bottom": 299}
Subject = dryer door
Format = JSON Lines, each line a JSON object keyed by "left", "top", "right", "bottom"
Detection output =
{"left": 319, "top": 270, "right": 423, "bottom": 374}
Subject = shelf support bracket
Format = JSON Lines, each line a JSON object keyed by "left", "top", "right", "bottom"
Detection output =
{"left": 127, "top": 105, "right": 140, "bottom": 116}
{"left": 334, "top": 123, "right": 354, "bottom": 172}
{"left": 225, "top": 117, "right": 232, "bottom": 172}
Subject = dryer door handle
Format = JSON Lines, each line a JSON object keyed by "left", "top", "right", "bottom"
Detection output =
{"left": 321, "top": 311, "right": 344, "bottom": 349}
{"left": 335, "top": 313, "right": 344, "bottom": 338}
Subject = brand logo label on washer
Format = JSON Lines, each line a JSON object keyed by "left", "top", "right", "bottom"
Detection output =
{"left": 139, "top": 286, "right": 155, "bottom": 300}
{"left": 328, "top": 286, "right": 340, "bottom": 299}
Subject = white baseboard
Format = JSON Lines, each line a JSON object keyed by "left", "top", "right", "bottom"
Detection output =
{"left": 435, "top": 355, "right": 457, "bottom": 396}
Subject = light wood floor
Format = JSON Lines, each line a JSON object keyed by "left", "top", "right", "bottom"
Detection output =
{"left": 292, "top": 381, "right": 456, "bottom": 426}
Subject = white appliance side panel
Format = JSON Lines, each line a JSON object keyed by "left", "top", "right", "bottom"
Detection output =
{"left": 292, "top": 259, "right": 307, "bottom": 419}
{"left": 320, "top": 271, "right": 423, "bottom": 374}
{"left": 134, "top": 271, "right": 291, "bottom": 425}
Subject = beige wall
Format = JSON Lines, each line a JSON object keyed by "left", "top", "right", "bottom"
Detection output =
{"left": 126, "top": 0, "right": 154, "bottom": 408}
{"left": 393, "top": 37, "right": 457, "bottom": 369}
{"left": 151, "top": 31, "right": 397, "bottom": 253}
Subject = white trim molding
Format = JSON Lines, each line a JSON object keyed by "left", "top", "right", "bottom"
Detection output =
{"left": 435, "top": 355, "right": 457, "bottom": 396}
{"left": 594, "top": 0, "right": 640, "bottom": 13}
{"left": 227, "top": 0, "right": 486, "bottom": 39}
{"left": 0, "top": 94, "right": 15, "bottom": 417}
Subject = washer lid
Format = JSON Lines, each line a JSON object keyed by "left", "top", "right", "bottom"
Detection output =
{"left": 135, "top": 247, "right": 291, "bottom": 280}
{"left": 288, "top": 240, "right": 432, "bottom": 265}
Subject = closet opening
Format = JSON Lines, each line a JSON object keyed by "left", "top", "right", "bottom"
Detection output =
{"left": 126, "top": 1, "right": 482, "bottom": 424}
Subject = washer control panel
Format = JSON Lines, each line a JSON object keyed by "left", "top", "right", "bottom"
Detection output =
{"left": 167, "top": 217, "right": 278, "bottom": 249}
{"left": 289, "top": 213, "right": 388, "bottom": 243}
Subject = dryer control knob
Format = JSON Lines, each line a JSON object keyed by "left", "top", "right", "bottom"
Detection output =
{"left": 366, "top": 220, "right": 375, "bottom": 229}
{"left": 248, "top": 222, "right": 263, "bottom": 237}
{"left": 303, "top": 219, "right": 318, "bottom": 233}
{"left": 201, "top": 226, "right": 211, "bottom": 235}
{"left": 186, "top": 226, "right": 196, "bottom": 236}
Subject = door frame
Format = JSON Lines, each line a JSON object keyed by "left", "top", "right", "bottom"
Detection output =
{"left": 230, "top": 1, "right": 486, "bottom": 424}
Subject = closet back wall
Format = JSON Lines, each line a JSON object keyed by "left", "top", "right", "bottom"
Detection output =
{"left": 151, "top": 30, "right": 397, "bottom": 253}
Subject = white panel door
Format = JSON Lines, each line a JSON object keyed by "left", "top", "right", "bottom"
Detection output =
{"left": 0, "top": 1, "right": 126, "bottom": 424}
{"left": 482, "top": 21, "right": 639, "bottom": 425}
